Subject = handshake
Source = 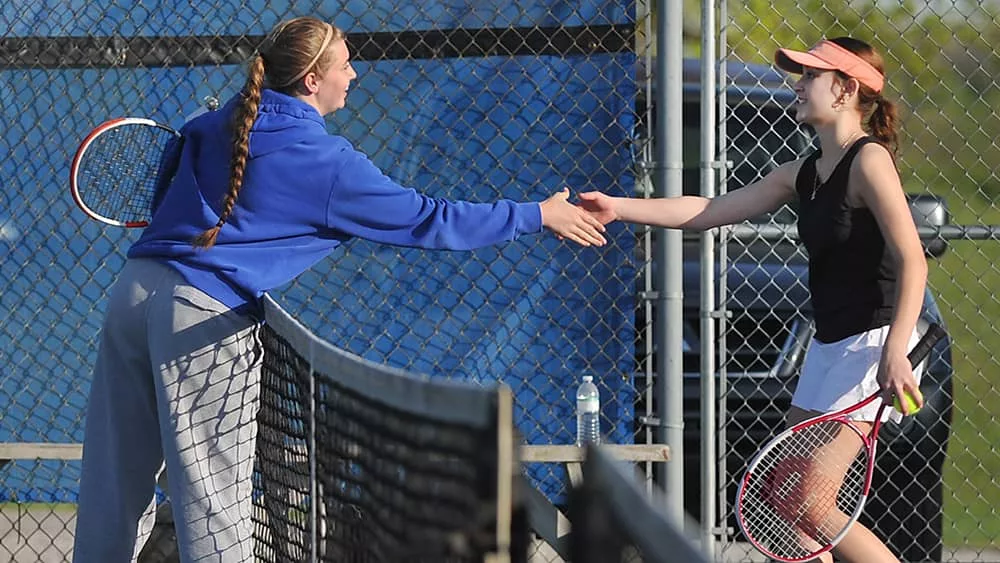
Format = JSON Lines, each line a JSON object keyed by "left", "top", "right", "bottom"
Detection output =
{"left": 538, "top": 189, "right": 620, "bottom": 247}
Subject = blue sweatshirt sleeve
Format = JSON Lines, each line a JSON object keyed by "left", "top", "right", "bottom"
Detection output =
{"left": 326, "top": 149, "right": 543, "bottom": 250}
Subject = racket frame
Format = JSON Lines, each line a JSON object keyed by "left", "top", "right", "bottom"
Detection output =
{"left": 69, "top": 117, "right": 181, "bottom": 228}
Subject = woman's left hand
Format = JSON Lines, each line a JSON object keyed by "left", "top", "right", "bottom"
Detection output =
{"left": 877, "top": 348, "right": 924, "bottom": 415}
{"left": 539, "top": 188, "right": 608, "bottom": 246}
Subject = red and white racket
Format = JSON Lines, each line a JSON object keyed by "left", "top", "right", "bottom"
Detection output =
{"left": 69, "top": 117, "right": 182, "bottom": 227}
{"left": 735, "top": 322, "right": 946, "bottom": 562}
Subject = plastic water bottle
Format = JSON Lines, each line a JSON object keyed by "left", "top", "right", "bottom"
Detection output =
{"left": 576, "top": 375, "right": 600, "bottom": 446}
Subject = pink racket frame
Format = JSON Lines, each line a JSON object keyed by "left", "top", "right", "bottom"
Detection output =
{"left": 735, "top": 392, "right": 887, "bottom": 562}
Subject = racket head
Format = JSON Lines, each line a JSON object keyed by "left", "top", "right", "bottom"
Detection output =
{"left": 736, "top": 416, "right": 874, "bottom": 562}
{"left": 69, "top": 117, "right": 181, "bottom": 228}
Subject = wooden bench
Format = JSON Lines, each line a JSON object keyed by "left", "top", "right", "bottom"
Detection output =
{"left": 520, "top": 443, "right": 670, "bottom": 486}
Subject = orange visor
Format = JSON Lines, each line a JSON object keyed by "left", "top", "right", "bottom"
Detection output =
{"left": 775, "top": 40, "right": 884, "bottom": 93}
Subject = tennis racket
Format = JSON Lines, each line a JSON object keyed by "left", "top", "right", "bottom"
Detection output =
{"left": 69, "top": 117, "right": 182, "bottom": 227}
{"left": 735, "top": 322, "right": 946, "bottom": 562}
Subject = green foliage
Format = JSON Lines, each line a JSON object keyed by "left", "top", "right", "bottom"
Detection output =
{"left": 933, "top": 239, "right": 1000, "bottom": 548}
{"left": 725, "top": 0, "right": 1000, "bottom": 207}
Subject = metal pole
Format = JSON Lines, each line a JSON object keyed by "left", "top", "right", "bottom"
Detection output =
{"left": 309, "top": 349, "right": 318, "bottom": 562}
{"left": 715, "top": 1, "right": 732, "bottom": 551}
{"left": 654, "top": 0, "right": 684, "bottom": 522}
{"left": 636, "top": 0, "right": 657, "bottom": 498}
{"left": 699, "top": 0, "right": 718, "bottom": 556}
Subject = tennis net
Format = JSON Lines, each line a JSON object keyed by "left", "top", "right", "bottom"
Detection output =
{"left": 253, "top": 295, "right": 519, "bottom": 563}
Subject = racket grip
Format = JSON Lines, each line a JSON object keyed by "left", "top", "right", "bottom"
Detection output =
{"left": 907, "top": 323, "right": 946, "bottom": 368}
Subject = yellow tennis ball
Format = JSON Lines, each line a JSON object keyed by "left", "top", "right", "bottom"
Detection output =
{"left": 893, "top": 390, "right": 923, "bottom": 414}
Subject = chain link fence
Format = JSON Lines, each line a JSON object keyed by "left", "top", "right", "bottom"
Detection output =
{"left": 2, "top": 0, "right": 1000, "bottom": 562}
{"left": 0, "top": 1, "right": 639, "bottom": 562}
{"left": 711, "top": 1, "right": 1000, "bottom": 562}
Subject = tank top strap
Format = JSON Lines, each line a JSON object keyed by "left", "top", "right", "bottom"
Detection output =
{"left": 795, "top": 150, "right": 821, "bottom": 201}
{"left": 833, "top": 136, "right": 879, "bottom": 181}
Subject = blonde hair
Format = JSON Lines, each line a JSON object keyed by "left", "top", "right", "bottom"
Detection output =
{"left": 193, "top": 17, "right": 346, "bottom": 249}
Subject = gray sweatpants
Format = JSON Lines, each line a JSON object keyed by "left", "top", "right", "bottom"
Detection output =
{"left": 73, "top": 258, "right": 262, "bottom": 563}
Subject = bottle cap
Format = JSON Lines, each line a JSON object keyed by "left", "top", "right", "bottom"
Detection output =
{"left": 582, "top": 375, "right": 593, "bottom": 382}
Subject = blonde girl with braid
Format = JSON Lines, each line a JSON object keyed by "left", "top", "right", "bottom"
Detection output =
{"left": 577, "top": 37, "right": 927, "bottom": 563}
{"left": 73, "top": 16, "right": 607, "bottom": 563}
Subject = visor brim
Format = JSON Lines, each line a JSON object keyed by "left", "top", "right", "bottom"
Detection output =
{"left": 774, "top": 48, "right": 838, "bottom": 74}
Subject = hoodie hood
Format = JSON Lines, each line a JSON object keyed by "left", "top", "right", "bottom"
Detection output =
{"left": 193, "top": 89, "right": 329, "bottom": 159}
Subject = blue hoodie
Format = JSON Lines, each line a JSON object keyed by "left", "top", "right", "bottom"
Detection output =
{"left": 129, "top": 89, "right": 543, "bottom": 311}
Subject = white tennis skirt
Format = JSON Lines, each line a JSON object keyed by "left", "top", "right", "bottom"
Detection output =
{"left": 791, "top": 325, "right": 924, "bottom": 423}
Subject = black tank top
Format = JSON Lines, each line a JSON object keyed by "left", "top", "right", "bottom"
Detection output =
{"left": 796, "top": 137, "right": 897, "bottom": 343}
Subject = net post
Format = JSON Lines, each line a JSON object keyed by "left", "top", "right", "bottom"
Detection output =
{"left": 491, "top": 383, "right": 514, "bottom": 563}
{"left": 308, "top": 338, "right": 318, "bottom": 563}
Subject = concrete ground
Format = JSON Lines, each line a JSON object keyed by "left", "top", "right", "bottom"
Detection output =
{"left": 524, "top": 537, "right": 1000, "bottom": 563}
{"left": 0, "top": 505, "right": 76, "bottom": 563}
{"left": 2, "top": 505, "right": 999, "bottom": 562}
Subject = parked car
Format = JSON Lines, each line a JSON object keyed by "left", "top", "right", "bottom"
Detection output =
{"left": 635, "top": 58, "right": 954, "bottom": 562}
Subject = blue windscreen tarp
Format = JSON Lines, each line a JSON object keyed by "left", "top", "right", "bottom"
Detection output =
{"left": 0, "top": 0, "right": 635, "bottom": 503}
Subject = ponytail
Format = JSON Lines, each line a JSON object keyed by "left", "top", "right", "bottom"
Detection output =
{"left": 192, "top": 55, "right": 265, "bottom": 249}
{"left": 868, "top": 94, "right": 900, "bottom": 158}
{"left": 827, "top": 37, "right": 900, "bottom": 158}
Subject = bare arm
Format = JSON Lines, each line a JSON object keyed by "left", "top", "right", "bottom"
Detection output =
{"left": 578, "top": 159, "right": 801, "bottom": 230}
{"left": 853, "top": 143, "right": 929, "bottom": 409}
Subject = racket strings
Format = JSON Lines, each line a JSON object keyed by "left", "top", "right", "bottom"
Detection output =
{"left": 740, "top": 420, "right": 868, "bottom": 559}
{"left": 78, "top": 124, "right": 177, "bottom": 223}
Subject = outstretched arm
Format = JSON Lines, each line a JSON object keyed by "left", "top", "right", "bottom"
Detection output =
{"left": 327, "top": 150, "right": 606, "bottom": 249}
{"left": 578, "top": 159, "right": 801, "bottom": 230}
